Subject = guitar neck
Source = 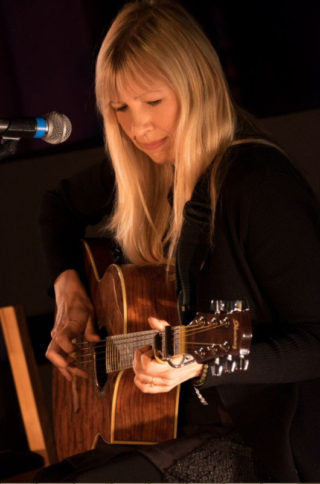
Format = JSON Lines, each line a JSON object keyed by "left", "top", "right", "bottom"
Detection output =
{"left": 105, "top": 327, "right": 181, "bottom": 373}
{"left": 100, "top": 308, "right": 252, "bottom": 374}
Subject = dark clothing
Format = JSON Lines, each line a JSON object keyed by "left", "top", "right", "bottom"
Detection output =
{"left": 34, "top": 432, "right": 257, "bottom": 483}
{"left": 34, "top": 448, "right": 162, "bottom": 483}
{"left": 39, "top": 143, "right": 320, "bottom": 481}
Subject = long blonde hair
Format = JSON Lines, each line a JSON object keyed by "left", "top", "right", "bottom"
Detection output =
{"left": 95, "top": 0, "right": 237, "bottom": 265}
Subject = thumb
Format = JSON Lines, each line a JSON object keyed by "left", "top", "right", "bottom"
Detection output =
{"left": 148, "top": 316, "right": 170, "bottom": 331}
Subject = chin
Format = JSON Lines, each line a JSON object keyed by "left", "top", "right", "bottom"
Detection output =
{"left": 149, "top": 153, "right": 174, "bottom": 166}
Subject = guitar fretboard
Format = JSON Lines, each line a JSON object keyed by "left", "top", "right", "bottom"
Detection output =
{"left": 105, "top": 327, "right": 181, "bottom": 373}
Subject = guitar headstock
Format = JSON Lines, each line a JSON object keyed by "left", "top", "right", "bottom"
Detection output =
{"left": 184, "top": 301, "right": 252, "bottom": 374}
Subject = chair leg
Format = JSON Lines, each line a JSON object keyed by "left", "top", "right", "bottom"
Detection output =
{"left": 0, "top": 305, "right": 57, "bottom": 465}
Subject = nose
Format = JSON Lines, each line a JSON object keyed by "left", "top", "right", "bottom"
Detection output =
{"left": 131, "top": 109, "right": 153, "bottom": 139}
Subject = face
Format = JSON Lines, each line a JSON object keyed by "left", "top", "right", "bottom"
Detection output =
{"left": 110, "top": 77, "right": 180, "bottom": 165}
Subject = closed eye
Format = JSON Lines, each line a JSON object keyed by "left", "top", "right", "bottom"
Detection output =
{"left": 148, "top": 99, "right": 162, "bottom": 106}
{"left": 114, "top": 104, "right": 128, "bottom": 112}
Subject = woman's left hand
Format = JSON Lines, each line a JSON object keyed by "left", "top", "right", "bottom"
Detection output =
{"left": 133, "top": 317, "right": 203, "bottom": 393}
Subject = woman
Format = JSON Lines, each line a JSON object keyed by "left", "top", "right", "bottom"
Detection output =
{"left": 36, "top": 0, "right": 320, "bottom": 482}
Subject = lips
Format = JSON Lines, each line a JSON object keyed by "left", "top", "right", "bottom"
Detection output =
{"left": 140, "top": 137, "right": 167, "bottom": 151}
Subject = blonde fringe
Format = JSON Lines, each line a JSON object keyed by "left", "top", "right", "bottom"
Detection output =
{"left": 95, "top": 1, "right": 241, "bottom": 266}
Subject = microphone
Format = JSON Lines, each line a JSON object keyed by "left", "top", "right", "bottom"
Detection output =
{"left": 0, "top": 111, "right": 72, "bottom": 144}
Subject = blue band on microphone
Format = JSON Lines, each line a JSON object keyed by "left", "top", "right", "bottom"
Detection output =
{"left": 34, "top": 117, "right": 47, "bottom": 138}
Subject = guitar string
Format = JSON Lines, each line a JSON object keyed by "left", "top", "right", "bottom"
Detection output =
{"left": 74, "top": 322, "right": 230, "bottom": 350}
{"left": 74, "top": 334, "right": 158, "bottom": 368}
{"left": 72, "top": 324, "right": 234, "bottom": 368}
{"left": 73, "top": 324, "right": 232, "bottom": 357}
{"left": 76, "top": 331, "right": 225, "bottom": 358}
{"left": 74, "top": 330, "right": 157, "bottom": 347}
{"left": 76, "top": 344, "right": 227, "bottom": 367}
{"left": 73, "top": 334, "right": 156, "bottom": 366}
{"left": 74, "top": 330, "right": 164, "bottom": 369}
{"left": 75, "top": 318, "right": 233, "bottom": 347}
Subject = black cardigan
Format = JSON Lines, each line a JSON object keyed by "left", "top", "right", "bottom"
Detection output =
{"left": 39, "top": 143, "right": 320, "bottom": 481}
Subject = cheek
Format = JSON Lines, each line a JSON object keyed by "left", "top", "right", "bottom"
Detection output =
{"left": 116, "top": 114, "right": 131, "bottom": 138}
{"left": 163, "top": 102, "right": 179, "bottom": 132}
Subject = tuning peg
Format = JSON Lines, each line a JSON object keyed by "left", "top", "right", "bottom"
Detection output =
{"left": 233, "top": 300, "right": 243, "bottom": 311}
{"left": 219, "top": 300, "right": 226, "bottom": 312}
{"left": 225, "top": 354, "right": 237, "bottom": 373}
{"left": 192, "top": 314, "right": 206, "bottom": 325}
{"left": 199, "top": 346, "right": 206, "bottom": 357}
{"left": 222, "top": 341, "right": 231, "bottom": 352}
{"left": 210, "top": 344, "right": 219, "bottom": 354}
{"left": 209, "top": 299, "right": 226, "bottom": 314}
{"left": 210, "top": 358, "right": 218, "bottom": 376}
{"left": 239, "top": 354, "right": 250, "bottom": 371}
{"left": 222, "top": 316, "right": 231, "bottom": 327}
{"left": 232, "top": 358, "right": 238, "bottom": 372}
{"left": 210, "top": 357, "right": 223, "bottom": 376}
{"left": 210, "top": 316, "right": 218, "bottom": 324}
{"left": 225, "top": 354, "right": 232, "bottom": 372}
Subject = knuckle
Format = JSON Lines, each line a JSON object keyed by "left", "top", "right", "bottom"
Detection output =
{"left": 134, "top": 376, "right": 148, "bottom": 393}
{"left": 54, "top": 333, "right": 64, "bottom": 345}
{"left": 141, "top": 354, "right": 151, "bottom": 368}
{"left": 141, "top": 384, "right": 151, "bottom": 394}
{"left": 134, "top": 375, "right": 142, "bottom": 388}
{"left": 45, "top": 350, "right": 52, "bottom": 361}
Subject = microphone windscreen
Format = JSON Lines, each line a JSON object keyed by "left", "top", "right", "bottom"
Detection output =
{"left": 44, "top": 112, "right": 72, "bottom": 144}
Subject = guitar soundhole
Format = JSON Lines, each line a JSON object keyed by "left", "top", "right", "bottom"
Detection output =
{"left": 93, "top": 342, "right": 108, "bottom": 392}
{"left": 93, "top": 328, "right": 108, "bottom": 392}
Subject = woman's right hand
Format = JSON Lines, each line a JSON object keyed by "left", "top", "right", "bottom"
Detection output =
{"left": 46, "top": 269, "right": 100, "bottom": 381}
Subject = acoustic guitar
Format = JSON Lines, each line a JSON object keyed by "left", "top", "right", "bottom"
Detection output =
{"left": 52, "top": 238, "right": 252, "bottom": 460}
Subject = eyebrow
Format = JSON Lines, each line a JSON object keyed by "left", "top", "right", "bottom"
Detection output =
{"left": 110, "top": 89, "right": 163, "bottom": 104}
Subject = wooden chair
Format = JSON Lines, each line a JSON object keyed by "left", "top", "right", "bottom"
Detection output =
{"left": 0, "top": 305, "right": 57, "bottom": 471}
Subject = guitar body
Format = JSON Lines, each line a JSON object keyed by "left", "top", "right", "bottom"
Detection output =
{"left": 53, "top": 239, "right": 180, "bottom": 460}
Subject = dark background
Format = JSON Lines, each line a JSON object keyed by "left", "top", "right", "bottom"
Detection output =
{"left": 0, "top": 0, "right": 319, "bottom": 155}
{"left": 0, "top": 0, "right": 319, "bottom": 468}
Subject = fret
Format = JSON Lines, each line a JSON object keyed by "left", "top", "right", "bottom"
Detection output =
{"left": 103, "top": 327, "right": 183, "bottom": 373}
{"left": 105, "top": 329, "right": 157, "bottom": 373}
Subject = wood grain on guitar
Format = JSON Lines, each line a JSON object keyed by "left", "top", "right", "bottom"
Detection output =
{"left": 53, "top": 238, "right": 252, "bottom": 460}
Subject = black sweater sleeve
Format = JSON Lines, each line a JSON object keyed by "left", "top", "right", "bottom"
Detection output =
{"left": 202, "top": 148, "right": 320, "bottom": 387}
{"left": 39, "top": 158, "right": 115, "bottom": 289}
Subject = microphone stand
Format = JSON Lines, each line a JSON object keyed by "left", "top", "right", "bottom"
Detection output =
{"left": 0, "top": 138, "right": 19, "bottom": 161}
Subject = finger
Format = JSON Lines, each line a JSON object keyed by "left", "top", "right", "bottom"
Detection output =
{"left": 54, "top": 331, "right": 77, "bottom": 354}
{"left": 47, "top": 348, "right": 88, "bottom": 381}
{"left": 58, "top": 366, "right": 73, "bottom": 382}
{"left": 148, "top": 316, "right": 170, "bottom": 331}
{"left": 133, "top": 345, "right": 152, "bottom": 368}
{"left": 56, "top": 363, "right": 89, "bottom": 381}
{"left": 84, "top": 316, "right": 101, "bottom": 342}
{"left": 134, "top": 374, "right": 171, "bottom": 394}
{"left": 135, "top": 345, "right": 153, "bottom": 358}
{"left": 53, "top": 318, "right": 85, "bottom": 353}
{"left": 46, "top": 343, "right": 73, "bottom": 381}
{"left": 66, "top": 364, "right": 89, "bottom": 379}
{"left": 46, "top": 340, "right": 89, "bottom": 381}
